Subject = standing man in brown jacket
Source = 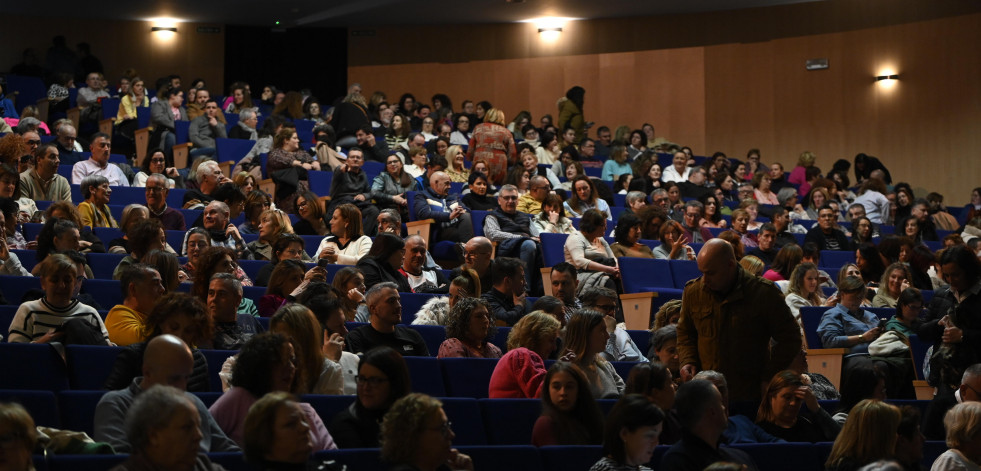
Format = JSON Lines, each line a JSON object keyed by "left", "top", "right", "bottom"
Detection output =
{"left": 677, "top": 239, "right": 802, "bottom": 403}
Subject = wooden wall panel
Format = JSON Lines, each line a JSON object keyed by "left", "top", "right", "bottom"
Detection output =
{"left": 704, "top": 13, "right": 981, "bottom": 200}
{"left": 349, "top": 47, "right": 706, "bottom": 150}
{"left": 2, "top": 16, "right": 225, "bottom": 96}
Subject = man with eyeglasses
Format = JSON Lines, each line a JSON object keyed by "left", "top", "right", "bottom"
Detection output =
{"left": 803, "top": 205, "right": 850, "bottom": 251}
{"left": 20, "top": 129, "right": 41, "bottom": 157}
{"left": 208, "top": 273, "right": 262, "bottom": 350}
{"left": 486, "top": 184, "right": 543, "bottom": 295}
{"left": 181, "top": 201, "right": 248, "bottom": 258}
{"left": 453, "top": 237, "right": 494, "bottom": 294}
{"left": 679, "top": 167, "right": 712, "bottom": 200}
{"left": 144, "top": 174, "right": 186, "bottom": 231}
{"left": 413, "top": 171, "right": 473, "bottom": 244}
{"left": 580, "top": 287, "right": 647, "bottom": 362}
{"left": 680, "top": 201, "right": 713, "bottom": 244}
{"left": 924, "top": 363, "right": 981, "bottom": 440}
{"left": 182, "top": 160, "right": 225, "bottom": 209}
{"left": 21, "top": 143, "right": 71, "bottom": 203}
{"left": 71, "top": 132, "right": 129, "bottom": 186}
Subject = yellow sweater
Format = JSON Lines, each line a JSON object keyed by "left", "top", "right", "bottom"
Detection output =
{"left": 105, "top": 304, "right": 147, "bottom": 346}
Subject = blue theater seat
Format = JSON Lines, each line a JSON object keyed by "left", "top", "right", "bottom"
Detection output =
{"left": 440, "top": 357, "right": 499, "bottom": 399}
{"left": 399, "top": 292, "right": 439, "bottom": 324}
{"left": 471, "top": 209, "right": 490, "bottom": 237}
{"left": 669, "top": 259, "right": 702, "bottom": 289}
{"left": 732, "top": 442, "right": 823, "bottom": 471}
{"left": 479, "top": 398, "right": 541, "bottom": 445}
{"left": 491, "top": 327, "right": 510, "bottom": 352}
{"left": 440, "top": 397, "right": 487, "bottom": 445}
{"left": 192, "top": 392, "right": 223, "bottom": 408}
{"left": 820, "top": 250, "right": 855, "bottom": 268}
{"left": 0, "top": 344, "right": 70, "bottom": 390}
{"left": 42, "top": 454, "right": 127, "bottom": 471}
{"left": 58, "top": 390, "right": 105, "bottom": 435}
{"left": 11, "top": 249, "right": 37, "bottom": 273}
{"left": 301, "top": 235, "right": 325, "bottom": 258}
{"left": 0, "top": 304, "right": 19, "bottom": 334}
{"left": 82, "top": 279, "right": 124, "bottom": 308}
{"left": 198, "top": 349, "right": 236, "bottom": 392}
{"left": 308, "top": 170, "right": 333, "bottom": 196}
{"left": 403, "top": 356, "right": 447, "bottom": 396}
{"left": 215, "top": 138, "right": 255, "bottom": 164}
{"left": 0, "top": 275, "right": 41, "bottom": 304}
{"left": 619, "top": 257, "right": 674, "bottom": 293}
{"left": 627, "top": 330, "right": 650, "bottom": 355}
{"left": 539, "top": 446, "right": 604, "bottom": 471}
{"left": 799, "top": 306, "right": 831, "bottom": 348}
{"left": 408, "top": 324, "right": 446, "bottom": 357}
{"left": 0, "top": 389, "right": 60, "bottom": 427}
{"left": 300, "top": 394, "right": 355, "bottom": 425}
{"left": 66, "top": 345, "right": 124, "bottom": 389}
{"left": 540, "top": 233, "right": 569, "bottom": 267}
{"left": 236, "top": 260, "right": 267, "bottom": 281}
{"left": 86, "top": 253, "right": 127, "bottom": 280}
{"left": 457, "top": 445, "right": 544, "bottom": 471}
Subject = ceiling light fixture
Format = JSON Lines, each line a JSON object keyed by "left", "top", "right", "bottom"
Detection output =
{"left": 151, "top": 26, "right": 177, "bottom": 32}
{"left": 874, "top": 74, "right": 898, "bottom": 82}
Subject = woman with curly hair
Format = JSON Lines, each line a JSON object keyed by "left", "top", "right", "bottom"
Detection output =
{"left": 380, "top": 393, "right": 473, "bottom": 471}
{"left": 188, "top": 245, "right": 256, "bottom": 314}
{"left": 489, "top": 311, "right": 561, "bottom": 398}
{"left": 437, "top": 297, "right": 501, "bottom": 359}
{"left": 209, "top": 332, "right": 337, "bottom": 450}
{"left": 532, "top": 362, "right": 604, "bottom": 446}
{"left": 103, "top": 292, "right": 214, "bottom": 392}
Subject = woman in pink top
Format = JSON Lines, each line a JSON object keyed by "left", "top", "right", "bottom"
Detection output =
{"left": 753, "top": 171, "right": 780, "bottom": 205}
{"left": 488, "top": 312, "right": 561, "bottom": 398}
{"left": 763, "top": 244, "right": 804, "bottom": 282}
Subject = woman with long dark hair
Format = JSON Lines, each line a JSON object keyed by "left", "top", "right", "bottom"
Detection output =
{"left": 531, "top": 362, "right": 603, "bottom": 446}
{"left": 355, "top": 232, "right": 411, "bottom": 292}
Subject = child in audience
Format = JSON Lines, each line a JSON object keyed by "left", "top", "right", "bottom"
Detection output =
{"left": 531, "top": 362, "right": 603, "bottom": 446}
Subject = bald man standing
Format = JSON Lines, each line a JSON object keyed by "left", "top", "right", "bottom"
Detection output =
{"left": 676, "top": 239, "right": 802, "bottom": 403}
{"left": 94, "top": 334, "right": 239, "bottom": 453}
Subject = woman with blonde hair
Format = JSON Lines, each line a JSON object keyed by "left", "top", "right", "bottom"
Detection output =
{"left": 488, "top": 311, "right": 561, "bottom": 398}
{"left": 789, "top": 151, "right": 817, "bottom": 188}
{"left": 247, "top": 209, "right": 300, "bottom": 261}
{"left": 825, "top": 400, "right": 901, "bottom": 471}
{"left": 564, "top": 310, "right": 625, "bottom": 399}
{"left": 233, "top": 171, "right": 257, "bottom": 195}
{"left": 269, "top": 303, "right": 343, "bottom": 395}
{"left": 872, "top": 262, "right": 912, "bottom": 308}
{"left": 445, "top": 145, "right": 469, "bottom": 183}
{"left": 740, "top": 255, "right": 765, "bottom": 276}
{"left": 466, "top": 108, "right": 517, "bottom": 185}
{"left": 932, "top": 401, "right": 981, "bottom": 470}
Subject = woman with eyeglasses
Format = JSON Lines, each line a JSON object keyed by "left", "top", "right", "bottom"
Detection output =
{"left": 133, "top": 150, "right": 181, "bottom": 188}
{"left": 380, "top": 393, "right": 474, "bottom": 471}
{"left": 77, "top": 174, "right": 117, "bottom": 229}
{"left": 329, "top": 346, "right": 411, "bottom": 448}
{"left": 291, "top": 191, "right": 329, "bottom": 236}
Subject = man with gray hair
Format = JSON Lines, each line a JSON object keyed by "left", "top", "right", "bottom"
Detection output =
{"left": 71, "top": 132, "right": 128, "bottom": 186}
{"left": 209, "top": 273, "right": 262, "bottom": 350}
{"left": 145, "top": 173, "right": 186, "bottom": 230}
{"left": 377, "top": 209, "right": 402, "bottom": 235}
{"left": 182, "top": 159, "right": 226, "bottom": 208}
{"left": 413, "top": 170, "right": 473, "bottom": 244}
{"left": 659, "top": 379, "right": 759, "bottom": 470}
{"left": 345, "top": 282, "right": 429, "bottom": 356}
{"left": 924, "top": 363, "right": 981, "bottom": 440}
{"left": 181, "top": 201, "right": 247, "bottom": 257}
{"left": 485, "top": 184, "right": 542, "bottom": 295}
{"left": 94, "top": 335, "right": 239, "bottom": 454}
{"left": 680, "top": 200, "right": 713, "bottom": 243}
{"left": 229, "top": 108, "right": 258, "bottom": 140}
{"left": 625, "top": 191, "right": 648, "bottom": 214}
{"left": 694, "top": 370, "right": 784, "bottom": 444}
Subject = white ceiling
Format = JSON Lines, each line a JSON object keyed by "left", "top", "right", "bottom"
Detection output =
{"left": 9, "top": 0, "right": 823, "bottom": 28}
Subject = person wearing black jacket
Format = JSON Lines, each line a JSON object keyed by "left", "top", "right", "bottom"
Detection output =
{"left": 804, "top": 205, "right": 851, "bottom": 251}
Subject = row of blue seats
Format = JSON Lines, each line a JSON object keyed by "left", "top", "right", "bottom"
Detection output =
{"left": 0, "top": 386, "right": 938, "bottom": 454}
{"left": 27, "top": 441, "right": 952, "bottom": 471}
{"left": 0, "top": 343, "right": 653, "bottom": 397}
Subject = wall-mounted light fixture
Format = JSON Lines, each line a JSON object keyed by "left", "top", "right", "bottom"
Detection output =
{"left": 151, "top": 26, "right": 178, "bottom": 33}
{"left": 874, "top": 74, "right": 899, "bottom": 82}
{"left": 538, "top": 26, "right": 562, "bottom": 40}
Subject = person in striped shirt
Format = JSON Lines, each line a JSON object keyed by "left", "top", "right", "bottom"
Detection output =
{"left": 7, "top": 254, "right": 109, "bottom": 344}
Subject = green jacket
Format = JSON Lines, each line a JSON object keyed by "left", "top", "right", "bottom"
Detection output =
{"left": 677, "top": 266, "right": 803, "bottom": 402}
